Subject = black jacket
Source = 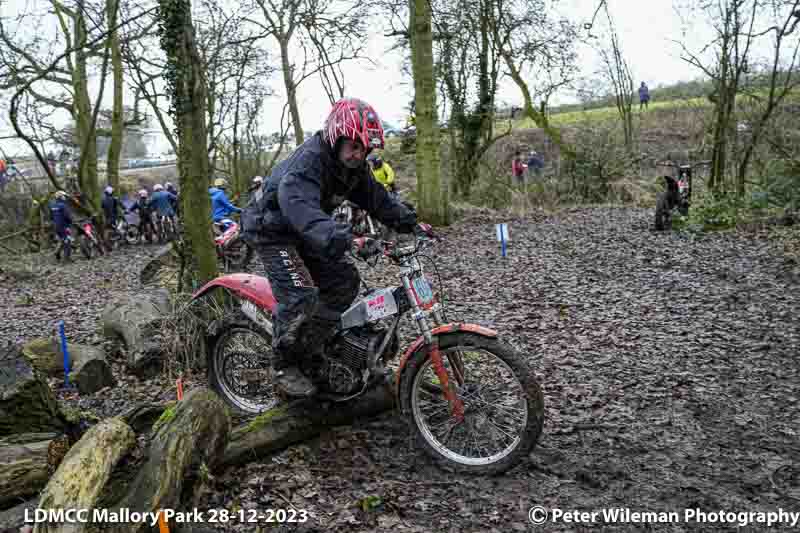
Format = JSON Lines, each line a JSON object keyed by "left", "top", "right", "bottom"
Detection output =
{"left": 241, "top": 132, "right": 416, "bottom": 258}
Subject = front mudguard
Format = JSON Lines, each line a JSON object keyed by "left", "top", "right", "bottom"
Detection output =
{"left": 394, "top": 323, "right": 498, "bottom": 411}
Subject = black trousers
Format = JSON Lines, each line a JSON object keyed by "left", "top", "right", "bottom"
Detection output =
{"left": 255, "top": 242, "right": 360, "bottom": 369}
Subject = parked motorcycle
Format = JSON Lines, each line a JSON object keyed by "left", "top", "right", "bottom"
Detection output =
{"left": 213, "top": 218, "right": 254, "bottom": 272}
{"left": 75, "top": 217, "right": 105, "bottom": 259}
{"left": 191, "top": 224, "right": 545, "bottom": 475}
{"left": 654, "top": 160, "right": 710, "bottom": 231}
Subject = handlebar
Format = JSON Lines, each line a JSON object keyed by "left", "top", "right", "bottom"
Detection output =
{"left": 656, "top": 160, "right": 711, "bottom": 169}
{"left": 352, "top": 223, "right": 440, "bottom": 264}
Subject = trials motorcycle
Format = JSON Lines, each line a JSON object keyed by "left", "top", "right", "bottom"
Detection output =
{"left": 191, "top": 224, "right": 544, "bottom": 475}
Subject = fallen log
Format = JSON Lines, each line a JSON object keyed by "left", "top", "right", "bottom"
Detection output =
{"left": 34, "top": 418, "right": 136, "bottom": 533}
{"left": 0, "top": 344, "right": 67, "bottom": 437}
{"left": 101, "top": 289, "right": 172, "bottom": 378}
{"left": 33, "top": 388, "right": 230, "bottom": 533}
{"left": 138, "top": 244, "right": 177, "bottom": 288}
{"left": 0, "top": 433, "right": 60, "bottom": 509}
{"left": 103, "top": 389, "right": 230, "bottom": 533}
{"left": 221, "top": 381, "right": 396, "bottom": 468}
{"left": 22, "top": 338, "right": 116, "bottom": 395}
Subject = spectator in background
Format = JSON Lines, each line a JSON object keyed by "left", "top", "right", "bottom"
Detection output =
{"left": 0, "top": 158, "right": 7, "bottom": 191}
{"left": 511, "top": 150, "right": 527, "bottom": 186}
{"left": 639, "top": 82, "right": 650, "bottom": 110}
{"left": 527, "top": 150, "right": 544, "bottom": 180}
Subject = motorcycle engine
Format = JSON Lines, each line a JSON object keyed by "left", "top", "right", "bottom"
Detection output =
{"left": 325, "top": 325, "right": 397, "bottom": 395}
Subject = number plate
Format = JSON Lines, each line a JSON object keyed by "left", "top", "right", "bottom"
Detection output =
{"left": 412, "top": 275, "right": 435, "bottom": 305}
{"left": 365, "top": 288, "right": 399, "bottom": 322}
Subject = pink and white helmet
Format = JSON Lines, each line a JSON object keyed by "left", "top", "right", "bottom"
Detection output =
{"left": 323, "top": 97, "right": 384, "bottom": 151}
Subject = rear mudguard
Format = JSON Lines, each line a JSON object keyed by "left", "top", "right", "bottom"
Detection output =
{"left": 192, "top": 273, "right": 277, "bottom": 312}
{"left": 394, "top": 323, "right": 498, "bottom": 407}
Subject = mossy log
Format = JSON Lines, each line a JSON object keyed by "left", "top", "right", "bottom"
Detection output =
{"left": 101, "top": 289, "right": 172, "bottom": 378}
{"left": 0, "top": 344, "right": 66, "bottom": 437}
{"left": 22, "top": 338, "right": 116, "bottom": 395}
{"left": 33, "top": 388, "right": 230, "bottom": 533}
{"left": 221, "top": 381, "right": 396, "bottom": 468}
{"left": 0, "top": 433, "right": 59, "bottom": 509}
{"left": 33, "top": 418, "right": 136, "bottom": 533}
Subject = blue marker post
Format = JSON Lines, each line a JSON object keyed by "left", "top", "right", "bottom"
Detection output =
{"left": 58, "top": 321, "right": 71, "bottom": 387}
{"left": 495, "top": 223, "right": 510, "bottom": 257}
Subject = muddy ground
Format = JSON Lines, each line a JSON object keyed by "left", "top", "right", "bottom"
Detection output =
{"left": 2, "top": 206, "right": 799, "bottom": 532}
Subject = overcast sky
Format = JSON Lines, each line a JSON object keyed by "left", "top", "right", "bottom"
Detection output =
{"left": 0, "top": 0, "right": 718, "bottom": 156}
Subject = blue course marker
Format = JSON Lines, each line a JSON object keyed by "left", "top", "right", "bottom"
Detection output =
{"left": 58, "top": 320, "right": 70, "bottom": 386}
{"left": 495, "top": 223, "right": 510, "bottom": 257}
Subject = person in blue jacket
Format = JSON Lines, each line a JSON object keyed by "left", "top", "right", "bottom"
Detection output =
{"left": 149, "top": 183, "right": 177, "bottom": 217}
{"left": 49, "top": 190, "right": 73, "bottom": 261}
{"left": 209, "top": 178, "right": 241, "bottom": 224}
{"left": 241, "top": 97, "right": 418, "bottom": 398}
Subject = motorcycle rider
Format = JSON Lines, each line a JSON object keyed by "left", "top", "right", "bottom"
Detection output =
{"left": 49, "top": 190, "right": 74, "bottom": 261}
{"left": 165, "top": 182, "right": 179, "bottom": 216}
{"left": 249, "top": 176, "right": 264, "bottom": 196}
{"left": 101, "top": 186, "right": 123, "bottom": 236}
{"left": 149, "top": 183, "right": 177, "bottom": 235}
{"left": 241, "top": 97, "right": 418, "bottom": 398}
{"left": 129, "top": 189, "right": 155, "bottom": 242}
{"left": 209, "top": 178, "right": 241, "bottom": 231}
{"left": 367, "top": 153, "right": 396, "bottom": 193}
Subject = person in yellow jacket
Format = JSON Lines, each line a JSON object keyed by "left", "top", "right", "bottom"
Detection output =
{"left": 367, "top": 154, "right": 395, "bottom": 192}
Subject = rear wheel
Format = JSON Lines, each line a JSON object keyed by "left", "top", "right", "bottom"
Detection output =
{"left": 208, "top": 312, "right": 279, "bottom": 415}
{"left": 399, "top": 332, "right": 544, "bottom": 475}
{"left": 654, "top": 192, "right": 671, "bottom": 231}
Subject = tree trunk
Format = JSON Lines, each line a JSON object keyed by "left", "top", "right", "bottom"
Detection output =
{"left": 222, "top": 382, "right": 395, "bottom": 468}
{"left": 22, "top": 338, "right": 116, "bottom": 395}
{"left": 161, "top": 0, "right": 219, "bottom": 287}
{"left": 0, "top": 432, "right": 60, "bottom": 509}
{"left": 279, "top": 38, "right": 303, "bottom": 146}
{"left": 106, "top": 0, "right": 124, "bottom": 191}
{"left": 0, "top": 344, "right": 67, "bottom": 437}
{"left": 73, "top": 5, "right": 99, "bottom": 209}
{"left": 412, "top": 0, "right": 449, "bottom": 225}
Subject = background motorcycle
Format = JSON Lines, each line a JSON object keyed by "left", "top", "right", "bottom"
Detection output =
{"left": 213, "top": 217, "right": 254, "bottom": 272}
{"left": 191, "top": 224, "right": 545, "bottom": 475}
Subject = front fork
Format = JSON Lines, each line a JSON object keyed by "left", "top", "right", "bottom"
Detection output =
{"left": 402, "top": 266, "right": 466, "bottom": 421}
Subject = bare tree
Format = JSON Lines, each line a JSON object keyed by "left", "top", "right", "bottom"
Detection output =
{"left": 490, "top": 0, "right": 579, "bottom": 160}
{"left": 250, "top": 0, "right": 369, "bottom": 145}
{"left": 598, "top": 2, "right": 635, "bottom": 149}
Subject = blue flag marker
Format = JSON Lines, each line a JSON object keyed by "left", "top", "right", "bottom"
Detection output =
{"left": 496, "top": 223, "right": 510, "bottom": 257}
{"left": 58, "top": 320, "right": 71, "bottom": 386}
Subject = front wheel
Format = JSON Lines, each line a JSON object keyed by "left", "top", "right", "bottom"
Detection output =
{"left": 398, "top": 332, "right": 544, "bottom": 475}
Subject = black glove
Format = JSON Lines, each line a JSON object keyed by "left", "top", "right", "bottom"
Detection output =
{"left": 356, "top": 238, "right": 383, "bottom": 259}
{"left": 394, "top": 206, "right": 418, "bottom": 234}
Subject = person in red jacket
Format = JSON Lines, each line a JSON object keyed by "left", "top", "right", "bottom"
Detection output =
{"left": 512, "top": 150, "right": 527, "bottom": 186}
